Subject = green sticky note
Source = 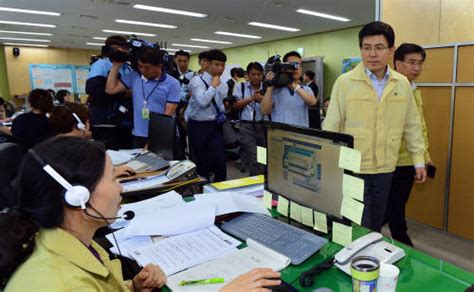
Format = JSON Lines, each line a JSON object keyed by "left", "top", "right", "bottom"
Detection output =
{"left": 257, "top": 146, "right": 267, "bottom": 165}
{"left": 277, "top": 196, "right": 289, "bottom": 216}
{"left": 340, "top": 196, "right": 364, "bottom": 225}
{"left": 313, "top": 211, "right": 328, "bottom": 233}
{"left": 301, "top": 206, "right": 314, "bottom": 227}
{"left": 338, "top": 146, "right": 361, "bottom": 172}
{"left": 290, "top": 201, "right": 302, "bottom": 222}
{"left": 343, "top": 174, "right": 365, "bottom": 202}
{"left": 262, "top": 190, "right": 273, "bottom": 209}
{"left": 332, "top": 222, "right": 353, "bottom": 246}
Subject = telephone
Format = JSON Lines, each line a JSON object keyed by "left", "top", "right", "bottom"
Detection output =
{"left": 334, "top": 232, "right": 405, "bottom": 275}
{"left": 166, "top": 160, "right": 197, "bottom": 182}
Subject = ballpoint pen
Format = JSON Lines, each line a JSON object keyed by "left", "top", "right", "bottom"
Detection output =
{"left": 178, "top": 277, "right": 225, "bottom": 286}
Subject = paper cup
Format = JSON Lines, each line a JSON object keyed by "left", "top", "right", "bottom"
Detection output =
{"left": 376, "top": 264, "right": 400, "bottom": 292}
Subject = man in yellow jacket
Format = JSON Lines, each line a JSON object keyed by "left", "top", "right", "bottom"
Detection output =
{"left": 324, "top": 22, "right": 427, "bottom": 232}
{"left": 384, "top": 43, "right": 432, "bottom": 246}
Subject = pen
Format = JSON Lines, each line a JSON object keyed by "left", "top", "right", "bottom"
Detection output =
{"left": 179, "top": 277, "right": 225, "bottom": 286}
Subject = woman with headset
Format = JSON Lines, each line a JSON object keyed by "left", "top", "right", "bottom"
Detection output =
{"left": 0, "top": 136, "right": 281, "bottom": 291}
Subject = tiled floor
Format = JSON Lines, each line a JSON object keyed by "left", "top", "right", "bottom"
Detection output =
{"left": 226, "top": 159, "right": 474, "bottom": 273}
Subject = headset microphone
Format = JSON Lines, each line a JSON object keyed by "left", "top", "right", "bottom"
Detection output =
{"left": 84, "top": 207, "right": 135, "bottom": 221}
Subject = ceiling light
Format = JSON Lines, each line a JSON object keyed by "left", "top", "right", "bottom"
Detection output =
{"left": 165, "top": 48, "right": 191, "bottom": 52}
{"left": 191, "top": 38, "right": 232, "bottom": 45}
{"left": 172, "top": 43, "right": 210, "bottom": 49}
{"left": 0, "top": 20, "right": 56, "bottom": 28}
{"left": 2, "top": 42, "right": 49, "bottom": 47}
{"left": 296, "top": 9, "right": 350, "bottom": 22}
{"left": 215, "top": 31, "right": 262, "bottom": 39}
{"left": 92, "top": 37, "right": 107, "bottom": 40}
{"left": 133, "top": 4, "right": 206, "bottom": 18}
{"left": 86, "top": 42, "right": 104, "bottom": 46}
{"left": 0, "top": 30, "right": 52, "bottom": 36}
{"left": 248, "top": 22, "right": 300, "bottom": 32}
{"left": 102, "top": 29, "right": 156, "bottom": 37}
{"left": 115, "top": 19, "right": 177, "bottom": 29}
{"left": 0, "top": 37, "right": 50, "bottom": 42}
{"left": 0, "top": 7, "right": 61, "bottom": 16}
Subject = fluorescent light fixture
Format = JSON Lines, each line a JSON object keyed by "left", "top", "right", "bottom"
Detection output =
{"left": 0, "top": 30, "right": 52, "bottom": 36}
{"left": 133, "top": 4, "right": 206, "bottom": 18}
{"left": 165, "top": 48, "right": 191, "bottom": 52}
{"left": 0, "top": 20, "right": 56, "bottom": 28}
{"left": 92, "top": 37, "right": 107, "bottom": 40}
{"left": 115, "top": 19, "right": 177, "bottom": 29}
{"left": 215, "top": 31, "right": 262, "bottom": 39}
{"left": 248, "top": 21, "right": 300, "bottom": 32}
{"left": 3, "top": 42, "right": 48, "bottom": 47}
{"left": 102, "top": 29, "right": 156, "bottom": 37}
{"left": 86, "top": 42, "right": 104, "bottom": 46}
{"left": 191, "top": 38, "right": 232, "bottom": 45}
{"left": 172, "top": 43, "right": 210, "bottom": 49}
{"left": 296, "top": 9, "right": 350, "bottom": 22}
{"left": 0, "top": 37, "right": 50, "bottom": 42}
{"left": 0, "top": 7, "right": 61, "bottom": 16}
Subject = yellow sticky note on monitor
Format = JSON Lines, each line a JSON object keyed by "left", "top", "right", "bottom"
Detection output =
{"left": 338, "top": 146, "right": 361, "bottom": 172}
{"left": 211, "top": 175, "right": 264, "bottom": 190}
{"left": 342, "top": 174, "right": 364, "bottom": 202}
{"left": 263, "top": 190, "right": 273, "bottom": 209}
{"left": 301, "top": 206, "right": 314, "bottom": 227}
{"left": 313, "top": 211, "right": 328, "bottom": 233}
{"left": 257, "top": 146, "right": 267, "bottom": 165}
{"left": 290, "top": 201, "right": 302, "bottom": 222}
{"left": 332, "top": 222, "right": 352, "bottom": 246}
{"left": 340, "top": 196, "right": 364, "bottom": 225}
{"left": 277, "top": 196, "right": 289, "bottom": 216}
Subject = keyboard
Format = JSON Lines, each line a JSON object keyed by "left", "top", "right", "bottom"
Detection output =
{"left": 126, "top": 152, "right": 169, "bottom": 173}
{"left": 221, "top": 213, "right": 328, "bottom": 265}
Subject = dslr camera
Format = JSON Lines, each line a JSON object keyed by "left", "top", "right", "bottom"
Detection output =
{"left": 102, "top": 37, "right": 174, "bottom": 72}
{"left": 263, "top": 55, "right": 299, "bottom": 88}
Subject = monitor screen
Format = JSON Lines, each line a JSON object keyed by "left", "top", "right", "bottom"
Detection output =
{"left": 266, "top": 122, "right": 353, "bottom": 219}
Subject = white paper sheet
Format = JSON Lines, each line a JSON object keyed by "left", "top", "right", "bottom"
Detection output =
{"left": 124, "top": 200, "right": 217, "bottom": 236}
{"left": 106, "top": 149, "right": 141, "bottom": 165}
{"left": 194, "top": 192, "right": 271, "bottom": 216}
{"left": 130, "top": 226, "right": 241, "bottom": 276}
{"left": 120, "top": 174, "right": 170, "bottom": 193}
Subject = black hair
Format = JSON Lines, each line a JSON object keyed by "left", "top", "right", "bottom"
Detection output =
{"left": 175, "top": 50, "right": 190, "bottom": 59}
{"left": 323, "top": 97, "right": 330, "bottom": 104}
{"left": 105, "top": 35, "right": 128, "bottom": 47}
{"left": 246, "top": 62, "right": 264, "bottom": 73}
{"left": 393, "top": 43, "right": 426, "bottom": 70}
{"left": 49, "top": 103, "right": 89, "bottom": 135}
{"left": 0, "top": 97, "right": 4, "bottom": 106}
{"left": 304, "top": 70, "right": 315, "bottom": 80}
{"left": 198, "top": 51, "right": 209, "bottom": 61}
{"left": 358, "top": 21, "right": 395, "bottom": 48}
{"left": 0, "top": 136, "right": 106, "bottom": 285}
{"left": 55, "top": 90, "right": 70, "bottom": 104}
{"left": 206, "top": 49, "right": 227, "bottom": 62}
{"left": 138, "top": 47, "right": 164, "bottom": 65}
{"left": 230, "top": 67, "right": 245, "bottom": 78}
{"left": 29, "top": 89, "right": 53, "bottom": 114}
{"left": 283, "top": 51, "right": 302, "bottom": 62}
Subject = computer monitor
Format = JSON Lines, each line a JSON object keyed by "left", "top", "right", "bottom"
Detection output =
{"left": 148, "top": 112, "right": 177, "bottom": 161}
{"left": 265, "top": 122, "right": 353, "bottom": 220}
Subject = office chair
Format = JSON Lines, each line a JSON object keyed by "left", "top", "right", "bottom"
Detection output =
{"left": 0, "top": 142, "right": 23, "bottom": 208}
{"left": 148, "top": 112, "right": 184, "bottom": 161}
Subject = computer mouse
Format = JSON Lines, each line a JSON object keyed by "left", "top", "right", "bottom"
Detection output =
{"left": 265, "top": 280, "right": 298, "bottom": 292}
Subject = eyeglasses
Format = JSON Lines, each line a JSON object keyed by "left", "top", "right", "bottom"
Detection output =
{"left": 403, "top": 60, "right": 424, "bottom": 67}
{"left": 361, "top": 45, "right": 389, "bottom": 54}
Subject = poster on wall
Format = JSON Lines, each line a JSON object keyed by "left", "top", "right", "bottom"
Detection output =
{"left": 342, "top": 57, "right": 361, "bottom": 73}
{"left": 74, "top": 66, "right": 90, "bottom": 94}
{"left": 29, "top": 64, "right": 75, "bottom": 93}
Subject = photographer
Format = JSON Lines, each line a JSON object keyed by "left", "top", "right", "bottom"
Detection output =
{"left": 86, "top": 35, "right": 133, "bottom": 149}
{"left": 105, "top": 47, "right": 181, "bottom": 148}
{"left": 261, "top": 51, "right": 317, "bottom": 127}
{"left": 232, "top": 62, "right": 266, "bottom": 175}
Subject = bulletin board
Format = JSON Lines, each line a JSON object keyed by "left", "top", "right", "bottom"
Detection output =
{"left": 29, "top": 64, "right": 90, "bottom": 94}
{"left": 74, "top": 65, "right": 90, "bottom": 94}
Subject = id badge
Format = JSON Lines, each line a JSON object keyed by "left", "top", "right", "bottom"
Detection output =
{"left": 142, "top": 107, "right": 150, "bottom": 120}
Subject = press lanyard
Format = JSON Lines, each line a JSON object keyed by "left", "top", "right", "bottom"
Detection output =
{"left": 141, "top": 78, "right": 161, "bottom": 120}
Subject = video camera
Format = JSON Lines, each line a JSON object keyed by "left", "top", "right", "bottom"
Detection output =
{"left": 263, "top": 55, "right": 299, "bottom": 88}
{"left": 102, "top": 37, "right": 174, "bottom": 72}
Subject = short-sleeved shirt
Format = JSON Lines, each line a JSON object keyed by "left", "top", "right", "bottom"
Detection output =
{"left": 186, "top": 72, "right": 228, "bottom": 121}
{"left": 87, "top": 57, "right": 132, "bottom": 80}
{"left": 121, "top": 71, "right": 180, "bottom": 137}
{"left": 270, "top": 86, "right": 312, "bottom": 127}
{"left": 233, "top": 81, "right": 264, "bottom": 122}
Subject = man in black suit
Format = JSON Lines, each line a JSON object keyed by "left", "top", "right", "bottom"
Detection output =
{"left": 303, "top": 70, "right": 319, "bottom": 107}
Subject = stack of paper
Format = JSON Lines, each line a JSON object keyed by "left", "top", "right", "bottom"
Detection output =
{"left": 106, "top": 149, "right": 141, "bottom": 165}
{"left": 194, "top": 191, "right": 271, "bottom": 217}
{"left": 167, "top": 239, "right": 291, "bottom": 292}
{"left": 130, "top": 226, "right": 241, "bottom": 276}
